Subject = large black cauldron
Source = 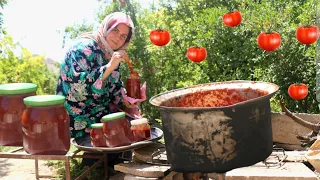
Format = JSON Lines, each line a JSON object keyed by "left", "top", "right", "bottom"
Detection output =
{"left": 149, "top": 80, "right": 279, "bottom": 173}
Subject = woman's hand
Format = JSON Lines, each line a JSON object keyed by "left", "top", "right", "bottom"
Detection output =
{"left": 102, "top": 50, "right": 128, "bottom": 80}
{"left": 110, "top": 50, "right": 127, "bottom": 67}
{"left": 123, "top": 98, "right": 138, "bottom": 109}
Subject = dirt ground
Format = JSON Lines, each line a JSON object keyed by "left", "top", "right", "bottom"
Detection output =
{"left": 0, "top": 158, "right": 57, "bottom": 180}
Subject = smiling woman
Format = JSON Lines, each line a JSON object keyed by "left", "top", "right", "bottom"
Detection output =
{"left": 107, "top": 24, "right": 131, "bottom": 50}
{"left": 56, "top": 11, "right": 135, "bottom": 138}
{"left": 55, "top": 11, "right": 139, "bottom": 169}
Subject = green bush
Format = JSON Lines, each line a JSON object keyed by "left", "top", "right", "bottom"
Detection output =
{"left": 133, "top": 0, "right": 319, "bottom": 119}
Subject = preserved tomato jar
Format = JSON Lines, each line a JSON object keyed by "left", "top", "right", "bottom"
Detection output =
{"left": 90, "top": 123, "right": 106, "bottom": 147}
{"left": 0, "top": 83, "right": 37, "bottom": 146}
{"left": 130, "top": 118, "right": 151, "bottom": 142}
{"left": 126, "top": 73, "right": 141, "bottom": 99}
{"left": 102, "top": 112, "right": 133, "bottom": 147}
{"left": 22, "top": 95, "right": 70, "bottom": 155}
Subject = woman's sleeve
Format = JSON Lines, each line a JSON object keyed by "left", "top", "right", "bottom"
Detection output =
{"left": 106, "top": 66, "right": 124, "bottom": 107}
{"left": 59, "top": 42, "right": 108, "bottom": 101}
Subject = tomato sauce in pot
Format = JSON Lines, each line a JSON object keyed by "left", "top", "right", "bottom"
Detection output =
{"left": 178, "top": 88, "right": 268, "bottom": 107}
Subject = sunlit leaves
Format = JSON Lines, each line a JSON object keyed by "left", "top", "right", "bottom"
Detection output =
{"left": 0, "top": 35, "right": 58, "bottom": 95}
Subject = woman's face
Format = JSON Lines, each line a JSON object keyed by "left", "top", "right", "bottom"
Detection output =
{"left": 106, "top": 23, "right": 130, "bottom": 50}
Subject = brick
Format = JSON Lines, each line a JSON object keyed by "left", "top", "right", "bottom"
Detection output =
{"left": 133, "top": 143, "right": 167, "bottom": 164}
{"left": 271, "top": 112, "right": 319, "bottom": 150}
{"left": 163, "top": 171, "right": 183, "bottom": 180}
{"left": 207, "top": 173, "right": 226, "bottom": 180}
{"left": 109, "top": 172, "right": 126, "bottom": 180}
{"left": 225, "top": 162, "right": 317, "bottom": 180}
{"left": 114, "top": 162, "right": 170, "bottom": 178}
{"left": 124, "top": 174, "right": 159, "bottom": 180}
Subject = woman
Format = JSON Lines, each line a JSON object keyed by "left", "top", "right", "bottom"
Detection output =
{"left": 56, "top": 12, "right": 137, "bottom": 138}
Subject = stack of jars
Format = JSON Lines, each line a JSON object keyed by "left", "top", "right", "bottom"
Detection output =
{"left": 90, "top": 112, "right": 152, "bottom": 148}
{"left": 0, "top": 83, "right": 70, "bottom": 155}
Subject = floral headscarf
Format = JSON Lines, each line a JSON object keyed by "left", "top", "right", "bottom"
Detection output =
{"left": 80, "top": 12, "right": 135, "bottom": 59}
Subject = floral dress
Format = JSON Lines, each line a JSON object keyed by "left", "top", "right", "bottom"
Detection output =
{"left": 56, "top": 38, "right": 124, "bottom": 138}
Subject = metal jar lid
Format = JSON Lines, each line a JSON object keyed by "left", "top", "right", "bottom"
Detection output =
{"left": 23, "top": 95, "right": 66, "bottom": 107}
{"left": 0, "top": 83, "right": 37, "bottom": 95}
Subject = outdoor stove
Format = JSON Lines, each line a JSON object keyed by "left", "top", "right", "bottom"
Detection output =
{"left": 147, "top": 146, "right": 288, "bottom": 180}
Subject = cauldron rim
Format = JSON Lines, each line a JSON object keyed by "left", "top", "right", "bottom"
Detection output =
{"left": 149, "top": 80, "right": 279, "bottom": 110}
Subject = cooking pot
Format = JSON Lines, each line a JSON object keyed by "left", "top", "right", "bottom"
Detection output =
{"left": 149, "top": 80, "right": 279, "bottom": 173}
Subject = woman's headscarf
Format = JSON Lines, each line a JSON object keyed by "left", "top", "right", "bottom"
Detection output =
{"left": 80, "top": 12, "right": 135, "bottom": 59}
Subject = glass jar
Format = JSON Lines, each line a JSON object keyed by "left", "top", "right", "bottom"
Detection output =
{"left": 90, "top": 123, "right": 106, "bottom": 147}
{"left": 102, "top": 112, "right": 133, "bottom": 147}
{"left": 126, "top": 73, "right": 141, "bottom": 99}
{"left": 22, "top": 95, "right": 70, "bottom": 155}
{"left": 0, "top": 83, "right": 37, "bottom": 146}
{"left": 130, "top": 118, "right": 151, "bottom": 142}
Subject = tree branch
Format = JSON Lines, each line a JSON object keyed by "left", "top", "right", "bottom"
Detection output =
{"left": 279, "top": 100, "right": 320, "bottom": 132}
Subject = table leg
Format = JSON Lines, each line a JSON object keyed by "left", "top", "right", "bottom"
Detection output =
{"left": 65, "top": 157, "right": 71, "bottom": 180}
{"left": 104, "top": 154, "right": 108, "bottom": 180}
{"left": 35, "top": 158, "right": 39, "bottom": 180}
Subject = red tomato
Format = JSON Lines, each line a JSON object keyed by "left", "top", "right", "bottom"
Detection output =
{"left": 288, "top": 83, "right": 308, "bottom": 100}
{"left": 257, "top": 32, "right": 281, "bottom": 51}
{"left": 296, "top": 25, "right": 319, "bottom": 45}
{"left": 149, "top": 29, "right": 171, "bottom": 46}
{"left": 222, "top": 10, "right": 242, "bottom": 27}
{"left": 187, "top": 47, "right": 207, "bottom": 63}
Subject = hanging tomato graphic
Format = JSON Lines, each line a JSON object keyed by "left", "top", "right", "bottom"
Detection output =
{"left": 149, "top": 29, "right": 171, "bottom": 46}
{"left": 222, "top": 10, "right": 242, "bottom": 27}
{"left": 187, "top": 46, "right": 207, "bottom": 63}
{"left": 296, "top": 25, "right": 319, "bottom": 45}
{"left": 257, "top": 32, "right": 281, "bottom": 51}
{"left": 288, "top": 83, "right": 308, "bottom": 100}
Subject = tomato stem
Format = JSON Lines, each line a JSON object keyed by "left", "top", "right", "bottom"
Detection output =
{"left": 156, "top": 27, "right": 164, "bottom": 31}
{"left": 193, "top": 45, "right": 203, "bottom": 49}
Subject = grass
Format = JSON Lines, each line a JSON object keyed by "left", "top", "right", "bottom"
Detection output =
{"left": 45, "top": 145, "right": 105, "bottom": 180}
{"left": 46, "top": 158, "right": 104, "bottom": 180}
{"left": 0, "top": 144, "right": 104, "bottom": 179}
{"left": 0, "top": 146, "right": 19, "bottom": 152}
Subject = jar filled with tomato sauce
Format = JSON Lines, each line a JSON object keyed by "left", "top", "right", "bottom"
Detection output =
{"left": 22, "top": 95, "right": 70, "bottom": 155}
{"left": 90, "top": 123, "right": 106, "bottom": 147}
{"left": 130, "top": 118, "right": 151, "bottom": 142}
{"left": 126, "top": 72, "right": 141, "bottom": 99}
{"left": 0, "top": 83, "right": 37, "bottom": 146}
{"left": 102, "top": 112, "right": 133, "bottom": 147}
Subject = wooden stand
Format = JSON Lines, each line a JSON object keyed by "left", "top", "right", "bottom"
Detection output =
{"left": 0, "top": 147, "right": 109, "bottom": 180}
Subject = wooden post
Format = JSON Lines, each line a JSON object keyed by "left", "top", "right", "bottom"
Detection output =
{"left": 35, "top": 158, "right": 39, "bottom": 180}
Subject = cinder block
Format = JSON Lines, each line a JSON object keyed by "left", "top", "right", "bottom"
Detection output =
{"left": 114, "top": 162, "right": 170, "bottom": 178}
{"left": 225, "top": 162, "right": 318, "bottom": 180}
{"left": 124, "top": 174, "right": 159, "bottom": 180}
